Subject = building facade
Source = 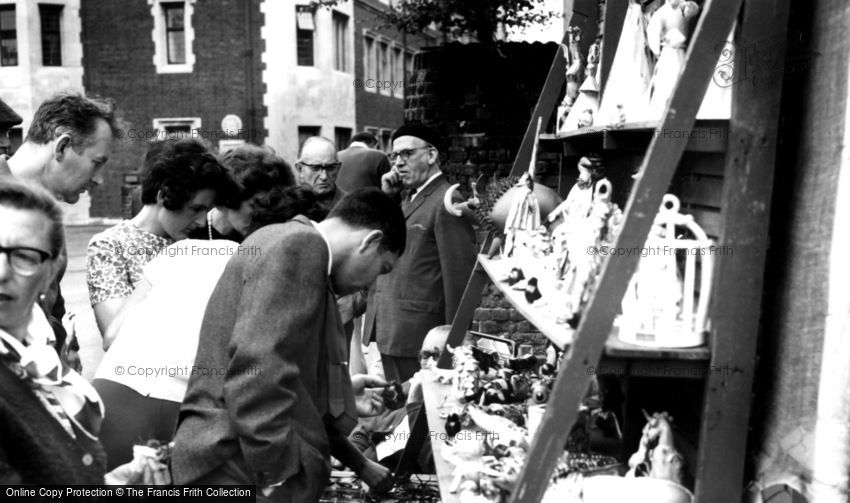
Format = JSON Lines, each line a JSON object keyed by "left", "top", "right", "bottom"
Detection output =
{"left": 353, "top": 0, "right": 438, "bottom": 151}
{"left": 0, "top": 0, "right": 443, "bottom": 218}
{"left": 0, "top": 0, "right": 94, "bottom": 221}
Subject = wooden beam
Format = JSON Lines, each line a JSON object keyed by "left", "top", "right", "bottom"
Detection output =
{"left": 694, "top": 0, "right": 792, "bottom": 500}
{"left": 508, "top": 1, "right": 743, "bottom": 501}
{"left": 509, "top": 44, "right": 568, "bottom": 178}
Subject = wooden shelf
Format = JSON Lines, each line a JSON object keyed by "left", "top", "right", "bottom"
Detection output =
{"left": 420, "top": 369, "right": 464, "bottom": 503}
{"left": 539, "top": 119, "right": 729, "bottom": 155}
{"left": 478, "top": 254, "right": 710, "bottom": 365}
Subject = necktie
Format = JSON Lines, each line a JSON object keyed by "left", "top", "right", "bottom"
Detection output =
{"left": 325, "top": 288, "right": 357, "bottom": 434}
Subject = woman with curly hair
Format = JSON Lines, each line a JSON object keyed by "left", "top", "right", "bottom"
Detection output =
{"left": 86, "top": 138, "right": 238, "bottom": 338}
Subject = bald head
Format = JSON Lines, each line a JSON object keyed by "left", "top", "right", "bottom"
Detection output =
{"left": 296, "top": 136, "right": 339, "bottom": 196}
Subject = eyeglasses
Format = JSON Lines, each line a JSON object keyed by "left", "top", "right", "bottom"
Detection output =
{"left": 388, "top": 146, "right": 431, "bottom": 163}
{"left": 0, "top": 246, "right": 52, "bottom": 277}
{"left": 298, "top": 161, "right": 341, "bottom": 174}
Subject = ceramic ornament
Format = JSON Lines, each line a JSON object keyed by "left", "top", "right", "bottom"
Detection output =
{"left": 503, "top": 118, "right": 544, "bottom": 259}
{"left": 561, "top": 42, "right": 601, "bottom": 132}
{"left": 556, "top": 27, "right": 584, "bottom": 132}
{"left": 618, "top": 194, "right": 714, "bottom": 348}
{"left": 697, "top": 26, "right": 734, "bottom": 120}
{"left": 644, "top": 0, "right": 700, "bottom": 119}
{"left": 598, "top": 0, "right": 653, "bottom": 125}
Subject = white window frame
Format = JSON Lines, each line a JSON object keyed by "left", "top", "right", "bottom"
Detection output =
{"left": 332, "top": 10, "right": 349, "bottom": 73}
{"left": 295, "top": 5, "right": 315, "bottom": 67}
{"left": 378, "top": 40, "right": 390, "bottom": 97}
{"left": 392, "top": 46, "right": 404, "bottom": 98}
{"left": 149, "top": 0, "right": 196, "bottom": 74}
{"left": 363, "top": 31, "right": 377, "bottom": 93}
{"left": 152, "top": 117, "right": 201, "bottom": 139}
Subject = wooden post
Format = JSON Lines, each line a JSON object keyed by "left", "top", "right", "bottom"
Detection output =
{"left": 694, "top": 0, "right": 792, "bottom": 500}
{"left": 508, "top": 1, "right": 742, "bottom": 501}
{"left": 510, "top": 0, "right": 598, "bottom": 178}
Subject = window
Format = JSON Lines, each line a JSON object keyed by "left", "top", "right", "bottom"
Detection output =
{"left": 380, "top": 129, "right": 392, "bottom": 152}
{"left": 298, "top": 126, "right": 321, "bottom": 150}
{"left": 333, "top": 12, "right": 348, "bottom": 72}
{"left": 334, "top": 127, "right": 351, "bottom": 150}
{"left": 153, "top": 117, "right": 201, "bottom": 139}
{"left": 0, "top": 5, "right": 16, "bottom": 66}
{"left": 364, "top": 34, "right": 376, "bottom": 92}
{"left": 393, "top": 47, "right": 403, "bottom": 98}
{"left": 296, "top": 6, "right": 314, "bottom": 66}
{"left": 379, "top": 42, "right": 390, "bottom": 95}
{"left": 162, "top": 2, "right": 185, "bottom": 64}
{"left": 39, "top": 4, "right": 62, "bottom": 66}
{"left": 406, "top": 51, "right": 415, "bottom": 80}
{"left": 150, "top": 0, "right": 195, "bottom": 73}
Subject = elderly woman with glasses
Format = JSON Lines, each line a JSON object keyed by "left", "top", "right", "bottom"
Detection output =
{"left": 0, "top": 179, "right": 106, "bottom": 484}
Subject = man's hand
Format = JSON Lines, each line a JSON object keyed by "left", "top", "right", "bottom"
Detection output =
{"left": 351, "top": 374, "right": 387, "bottom": 417}
{"left": 357, "top": 459, "right": 394, "bottom": 494}
{"left": 381, "top": 167, "right": 403, "bottom": 195}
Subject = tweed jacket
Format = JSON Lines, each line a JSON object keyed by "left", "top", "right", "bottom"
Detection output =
{"left": 171, "top": 216, "right": 356, "bottom": 498}
{"left": 364, "top": 174, "right": 477, "bottom": 357}
{"left": 0, "top": 364, "right": 106, "bottom": 484}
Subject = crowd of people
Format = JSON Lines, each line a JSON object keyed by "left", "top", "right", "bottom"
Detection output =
{"left": 0, "top": 92, "right": 477, "bottom": 501}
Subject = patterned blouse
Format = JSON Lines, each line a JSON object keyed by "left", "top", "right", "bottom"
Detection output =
{"left": 86, "top": 221, "right": 173, "bottom": 306}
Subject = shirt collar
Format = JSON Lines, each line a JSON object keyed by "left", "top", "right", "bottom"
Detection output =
{"left": 410, "top": 171, "right": 442, "bottom": 201}
{"left": 310, "top": 220, "right": 333, "bottom": 276}
{"left": 349, "top": 141, "right": 370, "bottom": 149}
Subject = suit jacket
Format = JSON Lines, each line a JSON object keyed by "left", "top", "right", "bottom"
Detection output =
{"left": 364, "top": 174, "right": 477, "bottom": 357}
{"left": 171, "top": 216, "right": 356, "bottom": 500}
{"left": 337, "top": 146, "right": 391, "bottom": 192}
{"left": 0, "top": 364, "right": 106, "bottom": 484}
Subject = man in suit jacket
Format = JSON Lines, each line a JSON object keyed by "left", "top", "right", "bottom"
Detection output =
{"left": 337, "top": 131, "right": 391, "bottom": 192}
{"left": 172, "top": 189, "right": 406, "bottom": 502}
{"left": 364, "top": 123, "right": 477, "bottom": 383}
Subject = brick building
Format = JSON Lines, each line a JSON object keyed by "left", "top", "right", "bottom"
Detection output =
{"left": 79, "top": 0, "right": 438, "bottom": 218}
{"left": 353, "top": 0, "right": 438, "bottom": 151}
{"left": 0, "top": 0, "right": 92, "bottom": 221}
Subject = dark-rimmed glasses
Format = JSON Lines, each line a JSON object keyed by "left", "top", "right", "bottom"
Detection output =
{"left": 388, "top": 146, "right": 432, "bottom": 163}
{"left": 0, "top": 246, "right": 52, "bottom": 277}
{"left": 298, "top": 161, "right": 341, "bottom": 174}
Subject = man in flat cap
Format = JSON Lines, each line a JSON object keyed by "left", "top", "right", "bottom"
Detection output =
{"left": 364, "top": 123, "right": 476, "bottom": 382}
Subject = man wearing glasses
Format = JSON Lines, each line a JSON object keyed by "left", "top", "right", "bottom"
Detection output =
{"left": 364, "top": 123, "right": 476, "bottom": 382}
{"left": 296, "top": 136, "right": 346, "bottom": 215}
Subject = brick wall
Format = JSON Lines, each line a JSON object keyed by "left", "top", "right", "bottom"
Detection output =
{"left": 405, "top": 42, "right": 560, "bottom": 349}
{"left": 81, "top": 0, "right": 265, "bottom": 218}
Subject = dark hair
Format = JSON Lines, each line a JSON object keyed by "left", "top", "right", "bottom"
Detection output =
{"left": 350, "top": 131, "right": 378, "bottom": 148}
{"left": 0, "top": 179, "right": 64, "bottom": 258}
{"left": 219, "top": 144, "right": 296, "bottom": 209}
{"left": 26, "top": 92, "right": 119, "bottom": 152}
{"left": 327, "top": 188, "right": 406, "bottom": 255}
{"left": 140, "top": 139, "right": 239, "bottom": 210}
{"left": 247, "top": 185, "right": 325, "bottom": 234}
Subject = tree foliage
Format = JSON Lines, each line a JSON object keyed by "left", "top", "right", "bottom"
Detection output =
{"left": 310, "top": 0, "right": 560, "bottom": 44}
